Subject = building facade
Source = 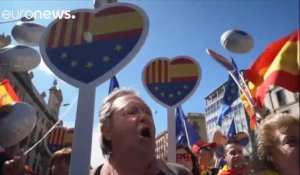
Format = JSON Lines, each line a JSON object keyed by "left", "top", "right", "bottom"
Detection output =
{"left": 205, "top": 82, "right": 253, "bottom": 153}
{"left": 155, "top": 131, "right": 168, "bottom": 161}
{"left": 2, "top": 71, "right": 62, "bottom": 175}
{"left": 205, "top": 81, "right": 299, "bottom": 155}
{"left": 155, "top": 113, "right": 207, "bottom": 161}
{"left": 264, "top": 85, "right": 299, "bottom": 116}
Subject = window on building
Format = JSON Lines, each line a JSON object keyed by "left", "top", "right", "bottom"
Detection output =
{"left": 276, "top": 90, "right": 287, "bottom": 107}
{"left": 294, "top": 93, "right": 299, "bottom": 102}
{"left": 192, "top": 121, "right": 199, "bottom": 131}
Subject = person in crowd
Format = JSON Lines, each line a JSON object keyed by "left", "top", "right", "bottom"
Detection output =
{"left": 90, "top": 88, "right": 192, "bottom": 175}
{"left": 48, "top": 147, "right": 72, "bottom": 175}
{"left": 0, "top": 148, "right": 11, "bottom": 175}
{"left": 176, "top": 144, "right": 200, "bottom": 175}
{"left": 217, "top": 139, "right": 249, "bottom": 175}
{"left": 1, "top": 150, "right": 35, "bottom": 175}
{"left": 214, "top": 146, "right": 226, "bottom": 170}
{"left": 192, "top": 140, "right": 219, "bottom": 175}
{"left": 255, "top": 113, "right": 299, "bottom": 175}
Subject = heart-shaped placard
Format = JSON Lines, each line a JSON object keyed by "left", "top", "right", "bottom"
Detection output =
{"left": 44, "top": 126, "right": 74, "bottom": 155}
{"left": 40, "top": 3, "right": 148, "bottom": 88}
{"left": 142, "top": 56, "right": 201, "bottom": 108}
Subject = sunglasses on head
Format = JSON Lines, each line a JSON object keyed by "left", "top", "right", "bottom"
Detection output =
{"left": 176, "top": 153, "right": 192, "bottom": 161}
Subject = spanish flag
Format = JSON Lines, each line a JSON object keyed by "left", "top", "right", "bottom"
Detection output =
{"left": 244, "top": 29, "right": 299, "bottom": 106}
{"left": 0, "top": 79, "right": 20, "bottom": 107}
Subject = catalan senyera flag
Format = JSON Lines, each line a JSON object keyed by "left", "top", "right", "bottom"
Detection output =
{"left": 46, "top": 127, "right": 74, "bottom": 154}
{"left": 244, "top": 29, "right": 300, "bottom": 105}
{"left": 0, "top": 79, "right": 20, "bottom": 107}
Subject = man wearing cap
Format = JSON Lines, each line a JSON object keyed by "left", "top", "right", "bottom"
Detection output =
{"left": 192, "top": 140, "right": 219, "bottom": 175}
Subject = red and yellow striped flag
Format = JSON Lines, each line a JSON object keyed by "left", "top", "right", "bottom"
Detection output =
{"left": 0, "top": 79, "right": 20, "bottom": 107}
{"left": 244, "top": 29, "right": 299, "bottom": 106}
{"left": 240, "top": 82, "right": 258, "bottom": 130}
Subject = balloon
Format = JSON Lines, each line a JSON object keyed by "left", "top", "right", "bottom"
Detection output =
{"left": 0, "top": 45, "right": 41, "bottom": 72}
{"left": 11, "top": 22, "right": 46, "bottom": 46}
{"left": 221, "top": 29, "right": 253, "bottom": 54}
{"left": 0, "top": 102, "right": 37, "bottom": 148}
{"left": 234, "top": 131, "right": 250, "bottom": 146}
{"left": 94, "top": 0, "right": 117, "bottom": 9}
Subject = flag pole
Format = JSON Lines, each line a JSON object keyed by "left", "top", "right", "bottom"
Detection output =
{"left": 182, "top": 118, "right": 191, "bottom": 148}
{"left": 206, "top": 49, "right": 263, "bottom": 122}
{"left": 228, "top": 71, "right": 262, "bottom": 122}
{"left": 238, "top": 71, "right": 254, "bottom": 100}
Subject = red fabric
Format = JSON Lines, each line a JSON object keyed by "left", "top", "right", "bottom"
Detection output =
{"left": 0, "top": 78, "right": 21, "bottom": 107}
{"left": 244, "top": 29, "right": 299, "bottom": 105}
{"left": 192, "top": 140, "right": 217, "bottom": 154}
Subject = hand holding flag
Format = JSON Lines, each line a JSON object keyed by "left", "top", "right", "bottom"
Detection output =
{"left": 206, "top": 49, "right": 263, "bottom": 123}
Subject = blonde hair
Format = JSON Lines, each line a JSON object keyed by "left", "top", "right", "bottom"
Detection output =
{"left": 257, "top": 113, "right": 299, "bottom": 160}
{"left": 99, "top": 88, "right": 138, "bottom": 157}
{"left": 48, "top": 147, "right": 72, "bottom": 175}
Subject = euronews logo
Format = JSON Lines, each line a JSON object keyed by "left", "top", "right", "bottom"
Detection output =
{"left": 1, "top": 9, "right": 76, "bottom": 20}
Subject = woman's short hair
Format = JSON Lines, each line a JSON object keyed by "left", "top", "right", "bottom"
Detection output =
{"left": 99, "top": 88, "right": 138, "bottom": 157}
{"left": 257, "top": 113, "right": 299, "bottom": 160}
{"left": 48, "top": 147, "right": 72, "bottom": 175}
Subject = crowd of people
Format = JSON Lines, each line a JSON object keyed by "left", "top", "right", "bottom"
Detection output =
{"left": 1, "top": 88, "right": 299, "bottom": 175}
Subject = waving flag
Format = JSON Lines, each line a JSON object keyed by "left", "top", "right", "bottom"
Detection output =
{"left": 227, "top": 118, "right": 236, "bottom": 139}
{"left": 45, "top": 127, "right": 74, "bottom": 154}
{"left": 216, "top": 58, "right": 240, "bottom": 126}
{"left": 108, "top": 75, "right": 120, "bottom": 94}
{"left": 0, "top": 79, "right": 20, "bottom": 107}
{"left": 244, "top": 29, "right": 299, "bottom": 105}
{"left": 176, "top": 106, "right": 200, "bottom": 147}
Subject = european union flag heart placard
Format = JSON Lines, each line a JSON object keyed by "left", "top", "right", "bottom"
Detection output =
{"left": 142, "top": 56, "right": 201, "bottom": 108}
{"left": 40, "top": 3, "right": 148, "bottom": 87}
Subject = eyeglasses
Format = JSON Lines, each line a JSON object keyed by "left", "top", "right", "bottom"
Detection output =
{"left": 176, "top": 153, "right": 192, "bottom": 161}
{"left": 122, "top": 106, "right": 152, "bottom": 118}
{"left": 200, "top": 146, "right": 214, "bottom": 152}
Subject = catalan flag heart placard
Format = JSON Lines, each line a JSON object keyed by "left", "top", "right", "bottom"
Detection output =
{"left": 142, "top": 57, "right": 201, "bottom": 108}
{"left": 40, "top": 3, "right": 148, "bottom": 87}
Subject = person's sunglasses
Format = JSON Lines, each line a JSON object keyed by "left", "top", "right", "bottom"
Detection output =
{"left": 176, "top": 153, "right": 192, "bottom": 161}
{"left": 200, "top": 146, "right": 214, "bottom": 152}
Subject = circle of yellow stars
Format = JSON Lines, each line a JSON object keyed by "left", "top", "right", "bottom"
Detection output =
{"left": 60, "top": 44, "right": 124, "bottom": 69}
{"left": 154, "top": 85, "right": 190, "bottom": 98}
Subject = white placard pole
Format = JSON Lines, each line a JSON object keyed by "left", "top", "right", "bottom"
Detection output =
{"left": 167, "top": 107, "right": 176, "bottom": 163}
{"left": 69, "top": 86, "right": 96, "bottom": 175}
